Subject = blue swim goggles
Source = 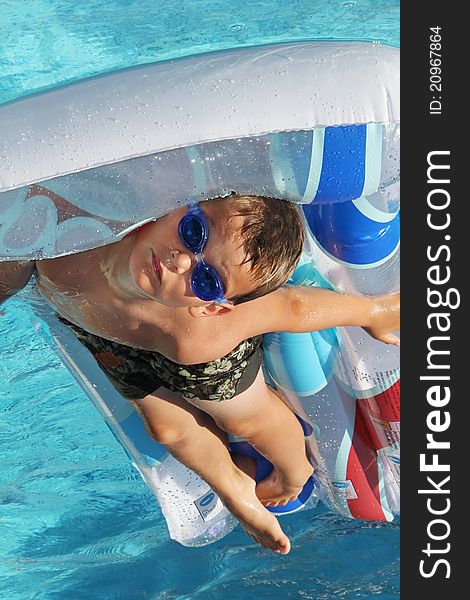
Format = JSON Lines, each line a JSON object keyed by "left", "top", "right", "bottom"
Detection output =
{"left": 178, "top": 203, "right": 228, "bottom": 304}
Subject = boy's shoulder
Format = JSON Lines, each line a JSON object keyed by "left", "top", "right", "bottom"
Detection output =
{"left": 0, "top": 260, "right": 35, "bottom": 302}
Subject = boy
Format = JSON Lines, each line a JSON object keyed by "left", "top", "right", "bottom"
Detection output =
{"left": 0, "top": 193, "right": 400, "bottom": 555}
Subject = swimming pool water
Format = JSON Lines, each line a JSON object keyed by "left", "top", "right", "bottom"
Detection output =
{"left": 0, "top": 0, "right": 399, "bottom": 106}
{"left": 0, "top": 1, "right": 399, "bottom": 598}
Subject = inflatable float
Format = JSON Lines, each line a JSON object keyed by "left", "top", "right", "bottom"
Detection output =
{"left": 0, "top": 41, "right": 400, "bottom": 546}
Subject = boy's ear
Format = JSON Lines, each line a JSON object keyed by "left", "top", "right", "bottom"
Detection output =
{"left": 188, "top": 302, "right": 235, "bottom": 318}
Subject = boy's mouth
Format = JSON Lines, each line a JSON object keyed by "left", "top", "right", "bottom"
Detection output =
{"left": 151, "top": 251, "right": 162, "bottom": 283}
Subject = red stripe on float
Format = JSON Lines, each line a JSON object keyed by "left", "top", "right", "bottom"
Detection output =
{"left": 346, "top": 401, "right": 386, "bottom": 521}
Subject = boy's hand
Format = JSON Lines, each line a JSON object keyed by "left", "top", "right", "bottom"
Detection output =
{"left": 362, "top": 292, "right": 400, "bottom": 346}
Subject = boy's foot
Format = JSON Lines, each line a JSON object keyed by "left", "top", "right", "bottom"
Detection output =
{"left": 228, "top": 454, "right": 291, "bottom": 554}
{"left": 249, "top": 385, "right": 314, "bottom": 507}
{"left": 255, "top": 460, "right": 314, "bottom": 507}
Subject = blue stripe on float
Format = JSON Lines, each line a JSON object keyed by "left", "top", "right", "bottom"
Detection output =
{"left": 377, "top": 458, "right": 394, "bottom": 522}
{"left": 285, "top": 130, "right": 315, "bottom": 199}
{"left": 352, "top": 195, "right": 398, "bottom": 223}
{"left": 310, "top": 329, "right": 338, "bottom": 380}
{"left": 268, "top": 130, "right": 316, "bottom": 200}
{"left": 362, "top": 123, "right": 383, "bottom": 197}
{"left": 313, "top": 125, "right": 366, "bottom": 203}
{"left": 263, "top": 332, "right": 327, "bottom": 396}
{"left": 263, "top": 328, "right": 338, "bottom": 397}
{"left": 302, "top": 200, "right": 400, "bottom": 265}
{"left": 186, "top": 146, "right": 206, "bottom": 198}
{"left": 268, "top": 133, "right": 293, "bottom": 196}
{"left": 302, "top": 128, "right": 325, "bottom": 202}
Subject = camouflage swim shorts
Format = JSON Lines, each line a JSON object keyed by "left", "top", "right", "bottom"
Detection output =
{"left": 59, "top": 317, "right": 263, "bottom": 402}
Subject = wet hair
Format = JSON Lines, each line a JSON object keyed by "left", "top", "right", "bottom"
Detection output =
{"left": 214, "top": 193, "right": 305, "bottom": 305}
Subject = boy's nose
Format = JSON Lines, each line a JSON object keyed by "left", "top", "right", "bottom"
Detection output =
{"left": 169, "top": 249, "right": 192, "bottom": 274}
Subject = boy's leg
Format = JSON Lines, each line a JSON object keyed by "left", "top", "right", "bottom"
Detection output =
{"left": 185, "top": 369, "right": 313, "bottom": 507}
{"left": 132, "top": 386, "right": 291, "bottom": 553}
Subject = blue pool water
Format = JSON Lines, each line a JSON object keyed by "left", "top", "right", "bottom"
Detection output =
{"left": 0, "top": 1, "right": 399, "bottom": 598}
{"left": 0, "top": 0, "right": 399, "bottom": 105}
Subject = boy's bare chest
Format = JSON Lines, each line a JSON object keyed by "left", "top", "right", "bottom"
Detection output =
{"left": 35, "top": 252, "right": 240, "bottom": 363}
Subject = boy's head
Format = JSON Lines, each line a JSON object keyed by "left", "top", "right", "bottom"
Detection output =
{"left": 214, "top": 194, "right": 305, "bottom": 305}
{"left": 128, "top": 193, "right": 305, "bottom": 310}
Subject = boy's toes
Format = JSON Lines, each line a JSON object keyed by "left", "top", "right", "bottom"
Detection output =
{"left": 278, "top": 536, "right": 291, "bottom": 555}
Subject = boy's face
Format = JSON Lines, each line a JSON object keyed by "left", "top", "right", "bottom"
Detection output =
{"left": 127, "top": 199, "right": 256, "bottom": 308}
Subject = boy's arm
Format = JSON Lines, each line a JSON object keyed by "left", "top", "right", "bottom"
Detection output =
{"left": 242, "top": 286, "right": 400, "bottom": 345}
{"left": 0, "top": 261, "right": 35, "bottom": 305}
